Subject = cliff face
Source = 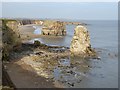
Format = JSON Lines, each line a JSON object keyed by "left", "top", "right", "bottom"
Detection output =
{"left": 2, "top": 20, "right": 21, "bottom": 61}
{"left": 20, "top": 20, "right": 32, "bottom": 25}
{"left": 18, "top": 20, "right": 43, "bottom": 26}
{"left": 42, "top": 20, "right": 66, "bottom": 36}
{"left": 70, "top": 25, "right": 95, "bottom": 56}
{"left": 34, "top": 20, "right": 43, "bottom": 25}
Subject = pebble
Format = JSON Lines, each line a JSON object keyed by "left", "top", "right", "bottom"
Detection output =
{"left": 35, "top": 52, "right": 44, "bottom": 55}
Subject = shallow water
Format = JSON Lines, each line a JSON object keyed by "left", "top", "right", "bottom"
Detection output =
{"left": 29, "top": 20, "right": 118, "bottom": 88}
{"left": 33, "top": 26, "right": 42, "bottom": 35}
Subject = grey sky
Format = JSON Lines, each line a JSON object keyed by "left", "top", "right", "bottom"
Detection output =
{"left": 2, "top": 2, "right": 118, "bottom": 20}
{"left": 1, "top": 0, "right": 119, "bottom": 2}
{"left": 0, "top": 3, "right": 2, "bottom": 18}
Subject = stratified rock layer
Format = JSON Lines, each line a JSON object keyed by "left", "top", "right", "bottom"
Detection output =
{"left": 42, "top": 20, "right": 66, "bottom": 36}
{"left": 70, "top": 25, "right": 96, "bottom": 56}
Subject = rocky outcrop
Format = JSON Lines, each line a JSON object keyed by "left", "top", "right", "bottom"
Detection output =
{"left": 34, "top": 20, "right": 43, "bottom": 25}
{"left": 20, "top": 20, "right": 32, "bottom": 25}
{"left": 70, "top": 25, "right": 96, "bottom": 57}
{"left": 2, "top": 20, "right": 21, "bottom": 61}
{"left": 42, "top": 20, "right": 66, "bottom": 36}
{"left": 18, "top": 20, "right": 43, "bottom": 26}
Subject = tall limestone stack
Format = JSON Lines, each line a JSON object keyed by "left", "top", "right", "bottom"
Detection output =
{"left": 2, "top": 20, "right": 21, "bottom": 61}
{"left": 70, "top": 25, "right": 96, "bottom": 57}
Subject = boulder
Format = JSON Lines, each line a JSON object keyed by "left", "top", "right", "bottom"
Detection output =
{"left": 70, "top": 25, "right": 96, "bottom": 56}
{"left": 34, "top": 40, "right": 41, "bottom": 46}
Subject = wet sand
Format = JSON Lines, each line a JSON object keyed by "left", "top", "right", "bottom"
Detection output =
{"left": 19, "top": 24, "right": 42, "bottom": 41}
{"left": 4, "top": 60, "right": 57, "bottom": 88}
{"left": 19, "top": 24, "right": 66, "bottom": 43}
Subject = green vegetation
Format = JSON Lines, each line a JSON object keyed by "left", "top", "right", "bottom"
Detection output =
{"left": 2, "top": 20, "right": 21, "bottom": 61}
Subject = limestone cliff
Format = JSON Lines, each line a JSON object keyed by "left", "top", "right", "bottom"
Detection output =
{"left": 2, "top": 20, "right": 21, "bottom": 61}
{"left": 70, "top": 25, "right": 96, "bottom": 56}
{"left": 18, "top": 20, "right": 43, "bottom": 26}
{"left": 34, "top": 20, "right": 43, "bottom": 25}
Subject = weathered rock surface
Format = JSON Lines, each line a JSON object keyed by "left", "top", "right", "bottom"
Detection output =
{"left": 2, "top": 20, "right": 21, "bottom": 61}
{"left": 18, "top": 20, "right": 43, "bottom": 26}
{"left": 70, "top": 25, "right": 96, "bottom": 56}
{"left": 42, "top": 20, "right": 66, "bottom": 36}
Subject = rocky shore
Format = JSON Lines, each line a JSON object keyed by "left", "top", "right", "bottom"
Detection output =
{"left": 1, "top": 18, "right": 118, "bottom": 88}
{"left": 2, "top": 19, "right": 98, "bottom": 88}
{"left": 4, "top": 40, "right": 98, "bottom": 88}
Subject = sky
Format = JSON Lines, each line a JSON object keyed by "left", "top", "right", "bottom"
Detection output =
{"left": 1, "top": 0, "right": 119, "bottom": 2}
{"left": 1, "top": 2, "right": 118, "bottom": 20}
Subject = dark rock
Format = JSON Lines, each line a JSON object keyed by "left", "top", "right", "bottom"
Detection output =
{"left": 34, "top": 40, "right": 41, "bottom": 46}
{"left": 35, "top": 52, "right": 44, "bottom": 55}
{"left": 68, "top": 82, "right": 74, "bottom": 87}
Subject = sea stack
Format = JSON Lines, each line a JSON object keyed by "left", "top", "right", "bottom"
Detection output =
{"left": 70, "top": 25, "right": 96, "bottom": 57}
